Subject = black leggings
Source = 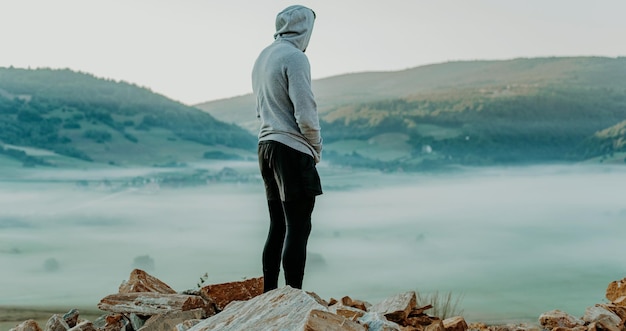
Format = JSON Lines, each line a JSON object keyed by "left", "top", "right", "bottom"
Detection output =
{"left": 262, "top": 198, "right": 315, "bottom": 292}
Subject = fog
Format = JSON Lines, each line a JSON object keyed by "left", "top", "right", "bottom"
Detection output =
{"left": 1, "top": 163, "right": 625, "bottom": 323}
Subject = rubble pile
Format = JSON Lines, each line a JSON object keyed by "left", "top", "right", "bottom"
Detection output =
{"left": 7, "top": 271, "right": 626, "bottom": 331}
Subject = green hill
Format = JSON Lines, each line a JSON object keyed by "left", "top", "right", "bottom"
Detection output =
{"left": 196, "top": 57, "right": 626, "bottom": 170}
{"left": 0, "top": 67, "right": 256, "bottom": 167}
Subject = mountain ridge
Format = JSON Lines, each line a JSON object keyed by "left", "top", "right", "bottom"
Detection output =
{"left": 195, "top": 56, "right": 626, "bottom": 170}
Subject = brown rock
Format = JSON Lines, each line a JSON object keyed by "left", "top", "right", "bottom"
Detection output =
{"left": 303, "top": 309, "right": 365, "bottom": 330}
{"left": 199, "top": 276, "right": 263, "bottom": 311}
{"left": 118, "top": 269, "right": 177, "bottom": 294}
{"left": 98, "top": 292, "right": 212, "bottom": 316}
{"left": 425, "top": 319, "right": 446, "bottom": 331}
{"left": 614, "top": 296, "right": 626, "bottom": 306}
{"left": 139, "top": 308, "right": 205, "bottom": 331}
{"left": 9, "top": 320, "right": 43, "bottom": 331}
{"left": 370, "top": 291, "right": 417, "bottom": 323}
{"left": 44, "top": 314, "right": 70, "bottom": 331}
{"left": 539, "top": 310, "right": 584, "bottom": 329}
{"left": 330, "top": 305, "right": 367, "bottom": 321}
{"left": 552, "top": 326, "right": 588, "bottom": 331}
{"left": 443, "top": 316, "right": 469, "bottom": 331}
{"left": 67, "top": 321, "right": 97, "bottom": 331}
{"left": 406, "top": 314, "right": 437, "bottom": 328}
{"left": 102, "top": 314, "right": 128, "bottom": 331}
{"left": 340, "top": 296, "right": 371, "bottom": 311}
{"left": 606, "top": 278, "right": 626, "bottom": 303}
{"left": 582, "top": 305, "right": 622, "bottom": 327}
{"left": 187, "top": 286, "right": 352, "bottom": 331}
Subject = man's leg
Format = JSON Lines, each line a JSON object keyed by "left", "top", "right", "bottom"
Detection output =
{"left": 281, "top": 197, "right": 315, "bottom": 289}
{"left": 262, "top": 199, "right": 286, "bottom": 292}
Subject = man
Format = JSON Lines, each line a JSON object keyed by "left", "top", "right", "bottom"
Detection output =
{"left": 251, "top": 5, "right": 322, "bottom": 293}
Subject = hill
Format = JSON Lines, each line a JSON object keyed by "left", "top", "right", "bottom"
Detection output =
{"left": 0, "top": 68, "right": 257, "bottom": 167}
{"left": 196, "top": 57, "right": 626, "bottom": 170}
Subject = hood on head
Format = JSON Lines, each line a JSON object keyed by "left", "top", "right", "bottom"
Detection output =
{"left": 273, "top": 5, "right": 316, "bottom": 52}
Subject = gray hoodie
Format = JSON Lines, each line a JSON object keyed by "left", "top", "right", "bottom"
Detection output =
{"left": 252, "top": 5, "right": 322, "bottom": 162}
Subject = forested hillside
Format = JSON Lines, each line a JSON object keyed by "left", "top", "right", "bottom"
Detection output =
{"left": 197, "top": 57, "right": 626, "bottom": 170}
{"left": 0, "top": 68, "right": 256, "bottom": 167}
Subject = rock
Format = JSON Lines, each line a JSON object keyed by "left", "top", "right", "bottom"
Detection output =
{"left": 139, "top": 308, "right": 205, "bottom": 331}
{"left": 443, "top": 316, "right": 469, "bottom": 331}
{"left": 614, "top": 296, "right": 626, "bottom": 307}
{"left": 425, "top": 319, "right": 446, "bottom": 331}
{"left": 44, "top": 314, "right": 70, "bottom": 331}
{"left": 358, "top": 312, "right": 402, "bottom": 331}
{"left": 199, "top": 276, "right": 263, "bottom": 311}
{"left": 551, "top": 326, "right": 587, "bottom": 331}
{"left": 339, "top": 296, "right": 371, "bottom": 311}
{"left": 307, "top": 291, "right": 330, "bottom": 306}
{"left": 187, "top": 286, "right": 359, "bottom": 331}
{"left": 606, "top": 278, "right": 626, "bottom": 303}
{"left": 128, "top": 313, "right": 147, "bottom": 330}
{"left": 175, "top": 319, "right": 202, "bottom": 331}
{"left": 98, "top": 292, "right": 212, "bottom": 316}
{"left": 539, "top": 310, "right": 584, "bottom": 329}
{"left": 330, "top": 305, "right": 367, "bottom": 321}
{"left": 303, "top": 309, "right": 365, "bottom": 330}
{"left": 582, "top": 305, "right": 622, "bottom": 327}
{"left": 370, "top": 291, "right": 417, "bottom": 323}
{"left": 599, "top": 303, "right": 626, "bottom": 322}
{"left": 9, "top": 320, "right": 43, "bottom": 331}
{"left": 118, "top": 269, "right": 177, "bottom": 294}
{"left": 62, "top": 309, "right": 80, "bottom": 328}
{"left": 67, "top": 321, "right": 96, "bottom": 331}
{"left": 102, "top": 314, "right": 128, "bottom": 331}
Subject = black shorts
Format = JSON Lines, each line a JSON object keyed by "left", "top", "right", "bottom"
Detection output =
{"left": 258, "top": 141, "right": 323, "bottom": 201}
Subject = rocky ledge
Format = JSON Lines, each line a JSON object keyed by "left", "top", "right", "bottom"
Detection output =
{"left": 8, "top": 269, "right": 626, "bottom": 331}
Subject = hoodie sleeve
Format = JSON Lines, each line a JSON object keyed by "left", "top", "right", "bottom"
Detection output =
{"left": 286, "top": 52, "right": 323, "bottom": 160}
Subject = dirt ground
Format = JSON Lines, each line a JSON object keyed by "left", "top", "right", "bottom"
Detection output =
{"left": 0, "top": 306, "right": 103, "bottom": 330}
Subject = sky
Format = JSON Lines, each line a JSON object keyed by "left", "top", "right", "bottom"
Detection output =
{"left": 2, "top": 0, "right": 625, "bottom": 105}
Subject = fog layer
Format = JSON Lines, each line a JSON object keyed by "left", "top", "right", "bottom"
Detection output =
{"left": 1, "top": 164, "right": 624, "bottom": 323}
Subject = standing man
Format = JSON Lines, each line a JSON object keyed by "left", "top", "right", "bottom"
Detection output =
{"left": 252, "top": 5, "right": 322, "bottom": 292}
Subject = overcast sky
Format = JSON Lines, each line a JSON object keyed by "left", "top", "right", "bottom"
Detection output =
{"left": 2, "top": 0, "right": 625, "bottom": 105}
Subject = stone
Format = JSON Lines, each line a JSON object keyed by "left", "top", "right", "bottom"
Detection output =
{"left": 118, "top": 269, "right": 177, "bottom": 294}
{"left": 44, "top": 314, "right": 70, "bottom": 331}
{"left": 599, "top": 303, "right": 626, "bottom": 322}
{"left": 67, "top": 321, "right": 97, "bottom": 331}
{"left": 330, "top": 305, "right": 367, "bottom": 321}
{"left": 187, "top": 286, "right": 357, "bottom": 331}
{"left": 139, "top": 308, "right": 205, "bottom": 331}
{"left": 370, "top": 291, "right": 417, "bottom": 324}
{"left": 337, "top": 296, "right": 371, "bottom": 311}
{"left": 175, "top": 319, "right": 202, "bottom": 331}
{"left": 606, "top": 278, "right": 626, "bottom": 303}
{"left": 539, "top": 310, "right": 584, "bottom": 329}
{"left": 303, "top": 309, "right": 365, "bottom": 330}
{"left": 199, "top": 276, "right": 263, "bottom": 311}
{"left": 443, "top": 316, "right": 469, "bottom": 331}
{"left": 552, "top": 327, "right": 587, "bottom": 331}
{"left": 98, "top": 292, "right": 212, "bottom": 316}
{"left": 62, "top": 309, "right": 80, "bottom": 328}
{"left": 614, "top": 296, "right": 626, "bottom": 306}
{"left": 102, "top": 314, "right": 128, "bottom": 331}
{"left": 425, "top": 319, "right": 446, "bottom": 331}
{"left": 358, "top": 312, "right": 402, "bottom": 331}
{"left": 582, "top": 305, "right": 622, "bottom": 327}
{"left": 9, "top": 320, "right": 43, "bottom": 331}
{"left": 129, "top": 313, "right": 147, "bottom": 330}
